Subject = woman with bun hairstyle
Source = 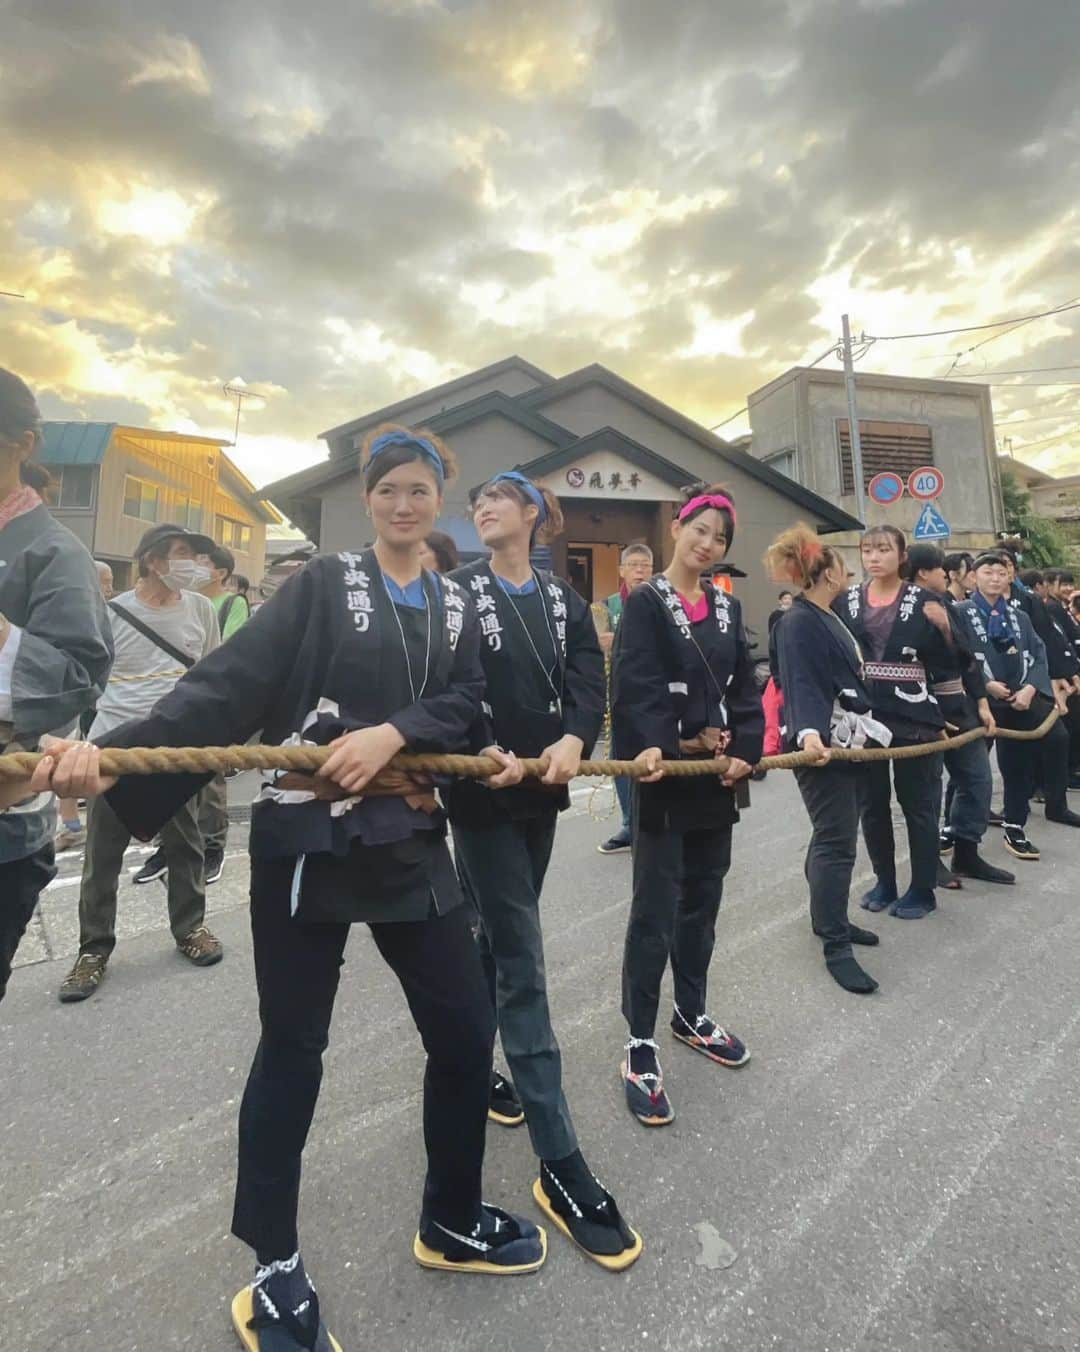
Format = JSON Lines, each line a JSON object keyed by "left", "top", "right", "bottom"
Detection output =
{"left": 611, "top": 484, "right": 764, "bottom": 1126}
{"left": 834, "top": 525, "right": 954, "bottom": 920}
{"left": 766, "top": 525, "right": 890, "bottom": 994}
{"left": 0, "top": 368, "right": 112, "bottom": 1002}
{"left": 44, "top": 423, "right": 546, "bottom": 1351}
{"left": 448, "top": 469, "right": 640, "bottom": 1267}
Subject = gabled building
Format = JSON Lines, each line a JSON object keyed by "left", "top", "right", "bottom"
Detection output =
{"left": 264, "top": 356, "right": 862, "bottom": 631}
{"left": 42, "top": 422, "right": 282, "bottom": 590}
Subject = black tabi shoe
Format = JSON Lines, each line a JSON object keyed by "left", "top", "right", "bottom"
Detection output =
{"left": 414, "top": 1204, "right": 546, "bottom": 1275}
{"left": 938, "top": 827, "right": 955, "bottom": 854}
{"left": 621, "top": 1038, "right": 674, "bottom": 1126}
{"left": 813, "top": 922, "right": 880, "bottom": 947}
{"left": 1003, "top": 826, "right": 1040, "bottom": 861}
{"left": 936, "top": 860, "right": 962, "bottom": 890}
{"left": 1045, "top": 807, "right": 1080, "bottom": 827}
{"left": 671, "top": 1006, "right": 751, "bottom": 1067}
{"left": 532, "top": 1152, "right": 643, "bottom": 1271}
{"left": 488, "top": 1070, "right": 525, "bottom": 1127}
{"left": 988, "top": 809, "right": 1005, "bottom": 827}
{"left": 951, "top": 839, "right": 1015, "bottom": 884}
{"left": 597, "top": 831, "right": 631, "bottom": 854}
{"left": 860, "top": 879, "right": 897, "bottom": 912}
{"left": 232, "top": 1254, "right": 340, "bottom": 1352}
{"left": 1068, "top": 773, "right": 1080, "bottom": 791}
{"left": 889, "top": 887, "right": 937, "bottom": 920}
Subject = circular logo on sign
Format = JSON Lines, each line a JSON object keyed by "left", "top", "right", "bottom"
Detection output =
{"left": 868, "top": 472, "right": 904, "bottom": 506}
{"left": 566, "top": 467, "right": 585, "bottom": 488}
{"left": 908, "top": 466, "right": 944, "bottom": 500}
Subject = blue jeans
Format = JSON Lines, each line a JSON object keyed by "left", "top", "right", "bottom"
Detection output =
{"left": 939, "top": 737, "right": 993, "bottom": 844}
{"left": 615, "top": 774, "right": 631, "bottom": 834}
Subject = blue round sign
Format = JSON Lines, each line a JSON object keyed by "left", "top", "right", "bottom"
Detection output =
{"left": 868, "top": 471, "right": 904, "bottom": 506}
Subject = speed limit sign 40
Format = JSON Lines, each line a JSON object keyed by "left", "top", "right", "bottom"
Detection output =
{"left": 908, "top": 466, "right": 944, "bottom": 500}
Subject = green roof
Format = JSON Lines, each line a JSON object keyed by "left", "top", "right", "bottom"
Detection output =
{"left": 41, "top": 422, "right": 115, "bottom": 466}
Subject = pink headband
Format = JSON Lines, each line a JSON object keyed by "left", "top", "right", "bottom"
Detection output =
{"left": 678, "top": 493, "right": 737, "bottom": 527}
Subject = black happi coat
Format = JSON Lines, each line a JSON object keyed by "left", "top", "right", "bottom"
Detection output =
{"left": 612, "top": 575, "right": 764, "bottom": 833}
{"left": 99, "top": 550, "right": 485, "bottom": 923}
{"left": 952, "top": 597, "right": 1052, "bottom": 700}
{"left": 445, "top": 559, "right": 605, "bottom": 825}
{"left": 775, "top": 596, "right": 875, "bottom": 750}
{"left": 1046, "top": 595, "right": 1080, "bottom": 671}
{"left": 1017, "top": 588, "right": 1079, "bottom": 680}
{"left": 833, "top": 583, "right": 951, "bottom": 739}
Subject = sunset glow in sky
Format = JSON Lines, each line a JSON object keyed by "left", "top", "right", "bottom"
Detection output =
{"left": 4, "top": 0, "right": 1080, "bottom": 487}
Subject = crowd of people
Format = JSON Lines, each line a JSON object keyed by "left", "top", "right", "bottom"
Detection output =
{"left": 3, "top": 364, "right": 1078, "bottom": 1350}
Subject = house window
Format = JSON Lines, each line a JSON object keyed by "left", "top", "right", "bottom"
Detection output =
{"left": 175, "top": 495, "right": 203, "bottom": 531}
{"left": 44, "top": 464, "right": 96, "bottom": 508}
{"left": 216, "top": 517, "right": 251, "bottom": 551}
{"left": 837, "top": 420, "right": 933, "bottom": 495}
{"left": 764, "top": 448, "right": 798, "bottom": 482}
{"left": 123, "top": 475, "right": 160, "bottom": 522}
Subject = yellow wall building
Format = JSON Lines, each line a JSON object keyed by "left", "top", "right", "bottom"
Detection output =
{"left": 42, "top": 422, "right": 281, "bottom": 590}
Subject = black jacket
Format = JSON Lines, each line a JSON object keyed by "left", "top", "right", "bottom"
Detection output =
{"left": 100, "top": 551, "right": 485, "bottom": 922}
{"left": 612, "top": 576, "right": 763, "bottom": 832}
{"left": 445, "top": 559, "right": 605, "bottom": 825}
{"left": 833, "top": 583, "right": 952, "bottom": 740}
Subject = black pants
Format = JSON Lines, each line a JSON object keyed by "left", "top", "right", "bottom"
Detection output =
{"left": 1068, "top": 694, "right": 1080, "bottom": 773}
{"left": 793, "top": 763, "right": 863, "bottom": 959}
{"left": 861, "top": 750, "right": 943, "bottom": 892}
{"left": 0, "top": 844, "right": 55, "bottom": 1002}
{"left": 622, "top": 808, "right": 733, "bottom": 1040}
{"left": 231, "top": 860, "right": 496, "bottom": 1260}
{"left": 993, "top": 697, "right": 1070, "bottom": 827}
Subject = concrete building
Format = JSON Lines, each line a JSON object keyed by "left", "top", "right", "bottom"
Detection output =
{"left": 263, "top": 356, "right": 862, "bottom": 634}
{"left": 41, "top": 422, "right": 282, "bottom": 590}
{"left": 746, "top": 367, "right": 1005, "bottom": 558}
{"left": 998, "top": 455, "right": 1080, "bottom": 562}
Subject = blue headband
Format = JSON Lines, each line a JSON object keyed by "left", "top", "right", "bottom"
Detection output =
{"left": 489, "top": 470, "right": 548, "bottom": 524}
{"left": 367, "top": 430, "right": 445, "bottom": 482}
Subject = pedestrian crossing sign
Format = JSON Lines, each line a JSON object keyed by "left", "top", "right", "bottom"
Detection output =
{"left": 913, "top": 501, "right": 950, "bottom": 540}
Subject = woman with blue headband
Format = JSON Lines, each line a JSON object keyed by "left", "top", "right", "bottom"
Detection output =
{"left": 42, "top": 423, "right": 546, "bottom": 1351}
{"left": 447, "top": 470, "right": 642, "bottom": 1270}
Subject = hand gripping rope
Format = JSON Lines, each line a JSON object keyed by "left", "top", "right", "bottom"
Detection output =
{"left": 0, "top": 710, "right": 1060, "bottom": 794}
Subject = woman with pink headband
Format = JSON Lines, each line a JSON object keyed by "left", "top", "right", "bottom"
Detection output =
{"left": 611, "top": 482, "right": 764, "bottom": 1127}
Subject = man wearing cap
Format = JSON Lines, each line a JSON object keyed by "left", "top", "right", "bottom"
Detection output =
{"left": 58, "top": 525, "right": 224, "bottom": 1002}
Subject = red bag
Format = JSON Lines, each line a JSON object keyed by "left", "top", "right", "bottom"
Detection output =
{"left": 762, "top": 677, "right": 784, "bottom": 757}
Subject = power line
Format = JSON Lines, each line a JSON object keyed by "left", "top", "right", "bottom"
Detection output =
{"left": 951, "top": 365, "right": 1080, "bottom": 377}
{"left": 1005, "top": 424, "right": 1080, "bottom": 452}
{"left": 865, "top": 298, "right": 1080, "bottom": 342}
{"left": 708, "top": 342, "right": 841, "bottom": 432}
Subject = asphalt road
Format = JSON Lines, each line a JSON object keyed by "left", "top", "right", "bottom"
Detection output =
{"left": 3, "top": 771, "right": 1079, "bottom": 1352}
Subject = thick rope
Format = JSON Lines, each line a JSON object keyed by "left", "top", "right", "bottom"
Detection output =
{"left": 0, "top": 709, "right": 1059, "bottom": 787}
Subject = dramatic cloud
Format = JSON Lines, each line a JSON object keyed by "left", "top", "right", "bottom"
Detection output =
{"left": 3, "top": 0, "right": 1079, "bottom": 488}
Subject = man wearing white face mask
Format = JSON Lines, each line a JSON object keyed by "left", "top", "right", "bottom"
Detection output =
{"left": 59, "top": 525, "right": 223, "bottom": 1002}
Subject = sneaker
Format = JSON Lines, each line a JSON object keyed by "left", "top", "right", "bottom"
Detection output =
{"left": 532, "top": 1153, "right": 642, "bottom": 1271}
{"left": 58, "top": 953, "right": 107, "bottom": 1003}
{"left": 204, "top": 846, "right": 225, "bottom": 884}
{"left": 671, "top": 1008, "right": 750, "bottom": 1066}
{"left": 1003, "top": 827, "right": 1040, "bottom": 861}
{"left": 414, "top": 1204, "right": 547, "bottom": 1274}
{"left": 488, "top": 1070, "right": 525, "bottom": 1127}
{"left": 133, "top": 847, "right": 167, "bottom": 884}
{"left": 54, "top": 825, "right": 86, "bottom": 851}
{"left": 597, "top": 831, "right": 631, "bottom": 854}
{"left": 621, "top": 1039, "right": 674, "bottom": 1127}
{"left": 177, "top": 925, "right": 223, "bottom": 966}
{"left": 938, "top": 827, "right": 955, "bottom": 854}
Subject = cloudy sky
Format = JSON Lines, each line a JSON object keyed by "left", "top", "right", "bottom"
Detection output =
{"left": 4, "top": 0, "right": 1080, "bottom": 487}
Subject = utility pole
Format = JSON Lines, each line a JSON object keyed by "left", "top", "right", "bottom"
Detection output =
{"left": 841, "top": 313, "right": 866, "bottom": 524}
